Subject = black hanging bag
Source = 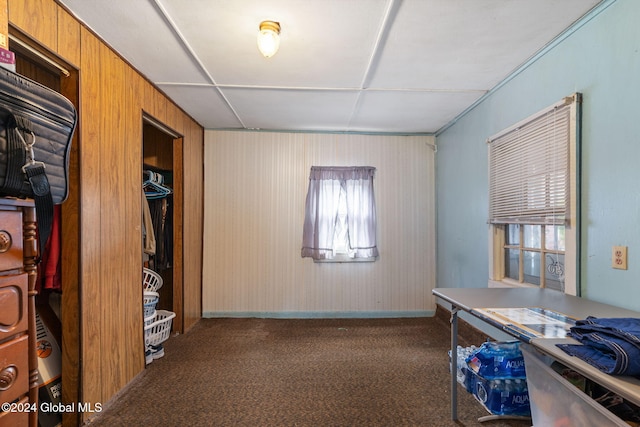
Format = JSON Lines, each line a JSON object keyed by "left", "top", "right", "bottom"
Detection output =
{"left": 0, "top": 66, "right": 77, "bottom": 257}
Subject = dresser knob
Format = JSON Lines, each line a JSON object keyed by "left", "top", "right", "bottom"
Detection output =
{"left": 0, "top": 365, "right": 17, "bottom": 390}
{"left": 0, "top": 230, "right": 11, "bottom": 253}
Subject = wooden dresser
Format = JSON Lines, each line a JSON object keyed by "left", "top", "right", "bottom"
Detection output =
{"left": 0, "top": 199, "right": 38, "bottom": 427}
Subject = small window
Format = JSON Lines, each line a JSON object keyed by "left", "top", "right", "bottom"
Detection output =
{"left": 488, "top": 94, "right": 581, "bottom": 295}
{"left": 301, "top": 166, "right": 378, "bottom": 262}
{"left": 503, "top": 224, "right": 565, "bottom": 291}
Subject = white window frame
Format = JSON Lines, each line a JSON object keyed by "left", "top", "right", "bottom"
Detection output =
{"left": 488, "top": 94, "right": 581, "bottom": 295}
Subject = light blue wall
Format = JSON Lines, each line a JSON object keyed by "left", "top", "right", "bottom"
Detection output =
{"left": 436, "top": 0, "right": 640, "bottom": 312}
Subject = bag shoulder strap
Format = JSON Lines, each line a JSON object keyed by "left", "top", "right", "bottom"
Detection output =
{"left": 24, "top": 163, "right": 53, "bottom": 258}
{"left": 7, "top": 113, "right": 53, "bottom": 260}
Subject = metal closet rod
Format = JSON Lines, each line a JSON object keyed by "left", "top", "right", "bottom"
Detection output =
{"left": 8, "top": 34, "right": 71, "bottom": 77}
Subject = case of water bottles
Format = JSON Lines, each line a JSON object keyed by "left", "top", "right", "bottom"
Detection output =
{"left": 451, "top": 341, "right": 531, "bottom": 417}
{"left": 449, "top": 344, "right": 477, "bottom": 392}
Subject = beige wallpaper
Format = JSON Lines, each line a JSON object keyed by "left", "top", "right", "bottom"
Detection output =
{"left": 203, "top": 130, "right": 436, "bottom": 317}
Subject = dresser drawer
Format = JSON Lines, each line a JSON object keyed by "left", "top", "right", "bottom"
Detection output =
{"left": 0, "top": 274, "right": 28, "bottom": 342}
{"left": 0, "top": 211, "right": 23, "bottom": 272}
{"left": 0, "top": 396, "right": 30, "bottom": 427}
{"left": 0, "top": 334, "right": 29, "bottom": 406}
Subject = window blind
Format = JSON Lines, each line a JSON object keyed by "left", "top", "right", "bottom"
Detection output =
{"left": 489, "top": 96, "right": 576, "bottom": 225}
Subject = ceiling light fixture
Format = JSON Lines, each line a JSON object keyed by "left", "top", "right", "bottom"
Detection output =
{"left": 257, "top": 20, "right": 281, "bottom": 58}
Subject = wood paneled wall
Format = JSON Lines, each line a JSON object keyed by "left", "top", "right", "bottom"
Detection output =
{"left": 0, "top": 0, "right": 8, "bottom": 48}
{"left": 6, "top": 0, "right": 204, "bottom": 422}
{"left": 203, "top": 131, "right": 436, "bottom": 317}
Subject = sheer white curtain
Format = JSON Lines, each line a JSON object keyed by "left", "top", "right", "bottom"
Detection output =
{"left": 301, "top": 166, "right": 378, "bottom": 260}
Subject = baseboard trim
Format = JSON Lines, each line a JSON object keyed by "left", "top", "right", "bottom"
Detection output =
{"left": 202, "top": 310, "right": 435, "bottom": 319}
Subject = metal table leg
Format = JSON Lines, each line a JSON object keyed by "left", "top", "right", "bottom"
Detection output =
{"left": 450, "top": 305, "right": 459, "bottom": 420}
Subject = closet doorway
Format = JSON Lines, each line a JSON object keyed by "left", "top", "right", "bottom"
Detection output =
{"left": 9, "top": 30, "right": 81, "bottom": 427}
{"left": 142, "top": 116, "right": 184, "bottom": 333}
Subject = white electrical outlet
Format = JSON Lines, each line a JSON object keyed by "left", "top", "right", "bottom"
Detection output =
{"left": 612, "top": 246, "right": 628, "bottom": 270}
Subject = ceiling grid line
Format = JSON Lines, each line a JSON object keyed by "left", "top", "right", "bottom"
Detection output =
{"left": 347, "top": 0, "right": 403, "bottom": 131}
{"left": 359, "top": 0, "right": 402, "bottom": 90}
{"left": 151, "top": 0, "right": 247, "bottom": 128}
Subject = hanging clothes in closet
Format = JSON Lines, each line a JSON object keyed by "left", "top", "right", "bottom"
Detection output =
{"left": 143, "top": 169, "right": 174, "bottom": 273}
{"left": 142, "top": 189, "right": 156, "bottom": 260}
{"left": 36, "top": 204, "right": 62, "bottom": 292}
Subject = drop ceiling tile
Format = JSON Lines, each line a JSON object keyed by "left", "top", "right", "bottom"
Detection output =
{"left": 160, "top": 0, "right": 389, "bottom": 88}
{"left": 349, "top": 90, "right": 485, "bottom": 133}
{"left": 369, "top": 0, "right": 602, "bottom": 90}
{"left": 158, "top": 84, "right": 243, "bottom": 129}
{"left": 59, "top": 0, "right": 210, "bottom": 84}
{"left": 220, "top": 88, "right": 360, "bottom": 131}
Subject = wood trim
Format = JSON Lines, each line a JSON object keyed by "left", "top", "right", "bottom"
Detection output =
{"left": 59, "top": 62, "right": 81, "bottom": 427}
{"left": 172, "top": 136, "right": 184, "bottom": 332}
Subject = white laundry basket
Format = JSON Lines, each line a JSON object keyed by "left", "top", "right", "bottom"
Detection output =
{"left": 143, "top": 291, "right": 159, "bottom": 318}
{"left": 144, "top": 310, "right": 176, "bottom": 347}
{"left": 143, "top": 267, "right": 163, "bottom": 292}
{"left": 144, "top": 311, "right": 156, "bottom": 327}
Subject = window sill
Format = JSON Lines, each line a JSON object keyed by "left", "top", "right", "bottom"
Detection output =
{"left": 488, "top": 279, "right": 539, "bottom": 289}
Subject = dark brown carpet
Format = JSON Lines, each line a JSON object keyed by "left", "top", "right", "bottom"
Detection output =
{"left": 84, "top": 317, "right": 531, "bottom": 427}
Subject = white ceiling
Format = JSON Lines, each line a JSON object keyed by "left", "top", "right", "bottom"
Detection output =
{"left": 58, "top": 0, "right": 602, "bottom": 134}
